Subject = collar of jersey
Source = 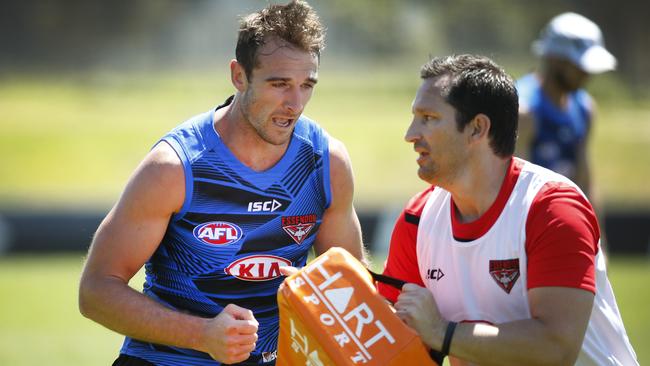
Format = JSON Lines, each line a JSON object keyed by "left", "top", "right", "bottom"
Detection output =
{"left": 449, "top": 158, "right": 523, "bottom": 241}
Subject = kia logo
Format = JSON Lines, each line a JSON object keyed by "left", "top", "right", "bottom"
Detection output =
{"left": 225, "top": 255, "right": 291, "bottom": 281}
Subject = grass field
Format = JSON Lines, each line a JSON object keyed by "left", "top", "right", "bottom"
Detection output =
{"left": 0, "top": 254, "right": 647, "bottom": 365}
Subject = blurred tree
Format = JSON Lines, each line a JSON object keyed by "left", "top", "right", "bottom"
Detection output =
{"left": 0, "top": 0, "right": 192, "bottom": 71}
{"left": 1, "top": 0, "right": 647, "bottom": 93}
{"left": 322, "top": 0, "right": 409, "bottom": 56}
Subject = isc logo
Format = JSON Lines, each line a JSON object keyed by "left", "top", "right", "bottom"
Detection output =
{"left": 248, "top": 199, "right": 282, "bottom": 212}
{"left": 193, "top": 222, "right": 242, "bottom": 245}
{"left": 225, "top": 255, "right": 291, "bottom": 281}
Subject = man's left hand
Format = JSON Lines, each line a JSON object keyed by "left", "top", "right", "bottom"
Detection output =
{"left": 394, "top": 283, "right": 445, "bottom": 350}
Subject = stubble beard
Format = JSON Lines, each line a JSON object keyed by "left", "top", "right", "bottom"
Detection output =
{"left": 417, "top": 164, "right": 436, "bottom": 185}
{"left": 240, "top": 89, "right": 288, "bottom": 146}
{"left": 418, "top": 152, "right": 465, "bottom": 189}
{"left": 418, "top": 158, "right": 450, "bottom": 186}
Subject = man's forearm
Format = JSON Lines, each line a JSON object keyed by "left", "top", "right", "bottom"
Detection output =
{"left": 79, "top": 275, "right": 208, "bottom": 353}
{"left": 442, "top": 320, "right": 580, "bottom": 366}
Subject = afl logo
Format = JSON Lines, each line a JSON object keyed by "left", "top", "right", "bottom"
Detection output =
{"left": 193, "top": 222, "right": 243, "bottom": 245}
{"left": 225, "top": 255, "right": 291, "bottom": 281}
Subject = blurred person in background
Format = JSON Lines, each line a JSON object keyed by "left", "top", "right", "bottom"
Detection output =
{"left": 378, "top": 54, "right": 637, "bottom": 365}
{"left": 516, "top": 12, "right": 616, "bottom": 247}
{"left": 79, "top": 1, "right": 365, "bottom": 365}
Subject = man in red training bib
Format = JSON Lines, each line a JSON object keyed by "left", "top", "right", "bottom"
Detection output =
{"left": 378, "top": 54, "right": 638, "bottom": 366}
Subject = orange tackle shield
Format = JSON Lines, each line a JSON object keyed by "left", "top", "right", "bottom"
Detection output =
{"left": 277, "top": 247, "right": 437, "bottom": 366}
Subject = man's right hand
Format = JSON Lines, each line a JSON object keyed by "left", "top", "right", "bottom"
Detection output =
{"left": 202, "top": 303, "right": 259, "bottom": 363}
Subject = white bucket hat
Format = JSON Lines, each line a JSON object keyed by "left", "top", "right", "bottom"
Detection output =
{"left": 532, "top": 12, "right": 617, "bottom": 74}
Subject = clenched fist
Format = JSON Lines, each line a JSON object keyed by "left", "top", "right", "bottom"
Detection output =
{"left": 201, "top": 303, "right": 259, "bottom": 364}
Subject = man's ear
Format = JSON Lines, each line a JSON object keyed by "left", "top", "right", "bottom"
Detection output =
{"left": 469, "top": 113, "right": 491, "bottom": 142}
{"left": 230, "top": 59, "right": 248, "bottom": 92}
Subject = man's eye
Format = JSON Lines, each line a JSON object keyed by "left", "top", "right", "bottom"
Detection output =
{"left": 272, "top": 82, "right": 288, "bottom": 88}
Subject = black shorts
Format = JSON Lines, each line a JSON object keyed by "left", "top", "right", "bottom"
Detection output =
{"left": 112, "top": 354, "right": 155, "bottom": 366}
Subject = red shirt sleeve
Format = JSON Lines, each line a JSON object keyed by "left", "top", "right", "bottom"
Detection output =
{"left": 526, "top": 182, "right": 600, "bottom": 293}
{"left": 377, "top": 187, "right": 433, "bottom": 303}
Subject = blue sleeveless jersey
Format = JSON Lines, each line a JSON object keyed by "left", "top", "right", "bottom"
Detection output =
{"left": 516, "top": 73, "right": 593, "bottom": 180}
{"left": 120, "top": 98, "right": 331, "bottom": 365}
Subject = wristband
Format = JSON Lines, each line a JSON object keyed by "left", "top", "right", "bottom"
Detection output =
{"left": 441, "top": 321, "right": 457, "bottom": 358}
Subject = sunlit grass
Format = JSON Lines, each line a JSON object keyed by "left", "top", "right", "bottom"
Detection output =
{"left": 0, "top": 254, "right": 646, "bottom": 365}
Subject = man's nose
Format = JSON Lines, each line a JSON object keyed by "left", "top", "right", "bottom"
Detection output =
{"left": 404, "top": 119, "right": 420, "bottom": 143}
{"left": 285, "top": 87, "right": 304, "bottom": 114}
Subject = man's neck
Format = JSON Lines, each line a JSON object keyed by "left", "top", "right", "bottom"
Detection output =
{"left": 447, "top": 156, "right": 511, "bottom": 224}
{"left": 214, "top": 95, "right": 290, "bottom": 172}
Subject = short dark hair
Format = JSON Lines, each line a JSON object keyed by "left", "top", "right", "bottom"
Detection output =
{"left": 236, "top": 0, "right": 326, "bottom": 80}
{"left": 420, "top": 54, "right": 518, "bottom": 157}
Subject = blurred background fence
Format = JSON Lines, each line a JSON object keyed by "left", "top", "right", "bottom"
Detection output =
{"left": 0, "top": 209, "right": 649, "bottom": 255}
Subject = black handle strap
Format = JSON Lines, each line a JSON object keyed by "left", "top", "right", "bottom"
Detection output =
{"left": 367, "top": 268, "right": 448, "bottom": 365}
{"left": 367, "top": 269, "right": 407, "bottom": 290}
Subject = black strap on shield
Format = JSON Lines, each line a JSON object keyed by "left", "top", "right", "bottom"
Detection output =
{"left": 366, "top": 269, "right": 446, "bottom": 365}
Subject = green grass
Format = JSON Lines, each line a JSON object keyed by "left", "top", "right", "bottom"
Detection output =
{"left": 1, "top": 70, "right": 648, "bottom": 210}
{"left": 606, "top": 257, "right": 650, "bottom": 364}
{"left": 0, "top": 254, "right": 647, "bottom": 365}
{"left": 0, "top": 254, "right": 122, "bottom": 365}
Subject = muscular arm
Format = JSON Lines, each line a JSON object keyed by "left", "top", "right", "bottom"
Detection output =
{"left": 312, "top": 137, "right": 367, "bottom": 264}
{"left": 455, "top": 287, "right": 593, "bottom": 366}
{"left": 78, "top": 142, "right": 257, "bottom": 363}
{"left": 397, "top": 285, "right": 593, "bottom": 366}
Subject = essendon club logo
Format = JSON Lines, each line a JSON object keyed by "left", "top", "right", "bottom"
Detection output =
{"left": 282, "top": 214, "right": 317, "bottom": 244}
{"left": 489, "top": 258, "right": 520, "bottom": 294}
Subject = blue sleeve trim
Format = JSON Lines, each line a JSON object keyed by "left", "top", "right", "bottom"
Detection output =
{"left": 159, "top": 135, "right": 194, "bottom": 222}
{"left": 322, "top": 131, "right": 332, "bottom": 209}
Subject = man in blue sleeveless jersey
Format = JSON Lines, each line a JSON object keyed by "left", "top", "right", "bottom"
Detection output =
{"left": 515, "top": 12, "right": 616, "bottom": 200}
{"left": 79, "top": 1, "right": 366, "bottom": 365}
